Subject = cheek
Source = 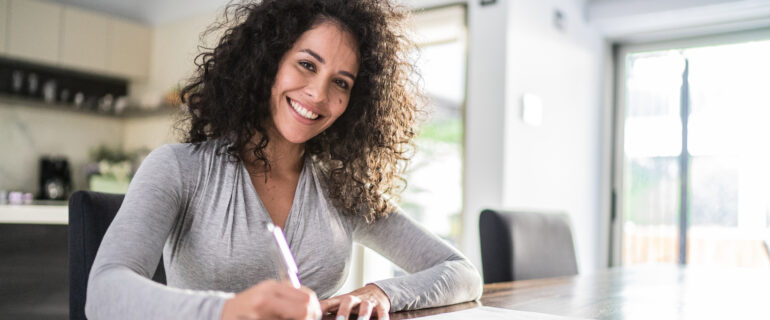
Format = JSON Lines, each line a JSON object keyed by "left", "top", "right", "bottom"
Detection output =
{"left": 333, "top": 95, "right": 350, "bottom": 118}
{"left": 272, "top": 65, "right": 301, "bottom": 96}
{"left": 270, "top": 77, "right": 285, "bottom": 107}
{"left": 272, "top": 73, "right": 288, "bottom": 95}
{"left": 270, "top": 85, "right": 280, "bottom": 106}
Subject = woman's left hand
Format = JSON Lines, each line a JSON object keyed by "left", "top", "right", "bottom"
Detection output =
{"left": 320, "top": 284, "right": 391, "bottom": 320}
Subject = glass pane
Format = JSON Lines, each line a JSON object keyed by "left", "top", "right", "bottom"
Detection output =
{"left": 621, "top": 40, "right": 770, "bottom": 268}
{"left": 622, "top": 157, "right": 680, "bottom": 264}
{"left": 621, "top": 51, "right": 685, "bottom": 265}
{"left": 401, "top": 40, "right": 465, "bottom": 245}
{"left": 685, "top": 40, "right": 770, "bottom": 268}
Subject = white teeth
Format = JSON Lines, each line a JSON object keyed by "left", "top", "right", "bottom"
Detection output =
{"left": 289, "top": 99, "right": 319, "bottom": 120}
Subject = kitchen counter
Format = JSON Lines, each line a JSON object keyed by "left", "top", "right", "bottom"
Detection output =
{"left": 0, "top": 204, "right": 68, "bottom": 224}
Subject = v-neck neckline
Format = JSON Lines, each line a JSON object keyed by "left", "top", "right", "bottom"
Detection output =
{"left": 240, "top": 157, "right": 308, "bottom": 243}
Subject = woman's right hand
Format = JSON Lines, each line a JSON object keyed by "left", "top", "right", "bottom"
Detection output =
{"left": 220, "top": 279, "right": 322, "bottom": 320}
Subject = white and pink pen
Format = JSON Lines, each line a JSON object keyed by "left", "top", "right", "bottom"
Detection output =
{"left": 266, "top": 222, "right": 301, "bottom": 289}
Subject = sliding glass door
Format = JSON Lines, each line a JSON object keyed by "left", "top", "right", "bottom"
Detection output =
{"left": 617, "top": 37, "right": 770, "bottom": 267}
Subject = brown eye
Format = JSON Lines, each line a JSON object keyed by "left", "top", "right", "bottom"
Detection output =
{"left": 299, "top": 61, "right": 316, "bottom": 72}
{"left": 334, "top": 79, "right": 349, "bottom": 90}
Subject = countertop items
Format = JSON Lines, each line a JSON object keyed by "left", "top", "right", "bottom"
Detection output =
{"left": 0, "top": 204, "right": 68, "bottom": 224}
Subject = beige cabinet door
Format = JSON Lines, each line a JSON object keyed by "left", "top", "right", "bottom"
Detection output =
{"left": 60, "top": 7, "right": 109, "bottom": 72}
{"left": 7, "top": 0, "right": 62, "bottom": 65}
{"left": 0, "top": 0, "right": 8, "bottom": 54}
{"left": 107, "top": 19, "right": 151, "bottom": 79}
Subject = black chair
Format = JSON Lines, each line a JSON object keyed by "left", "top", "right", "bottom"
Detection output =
{"left": 479, "top": 209, "right": 578, "bottom": 284}
{"left": 68, "top": 190, "right": 166, "bottom": 320}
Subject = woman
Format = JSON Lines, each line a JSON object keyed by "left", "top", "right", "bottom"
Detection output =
{"left": 86, "top": 0, "right": 482, "bottom": 319}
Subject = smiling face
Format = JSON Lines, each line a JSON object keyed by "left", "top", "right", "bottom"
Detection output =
{"left": 268, "top": 20, "right": 359, "bottom": 146}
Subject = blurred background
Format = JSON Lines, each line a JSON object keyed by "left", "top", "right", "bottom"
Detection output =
{"left": 1, "top": 0, "right": 769, "bottom": 318}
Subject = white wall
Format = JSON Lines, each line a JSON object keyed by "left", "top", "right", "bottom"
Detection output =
{"left": 146, "top": 11, "right": 219, "bottom": 95}
{"left": 460, "top": 0, "right": 509, "bottom": 273}
{"left": 123, "top": 11, "right": 222, "bottom": 151}
{"left": 0, "top": 103, "right": 124, "bottom": 193}
{"left": 128, "top": 11, "right": 217, "bottom": 106}
{"left": 406, "top": 0, "right": 607, "bottom": 274}
{"left": 502, "top": 0, "right": 605, "bottom": 273}
{"left": 122, "top": 114, "right": 179, "bottom": 152}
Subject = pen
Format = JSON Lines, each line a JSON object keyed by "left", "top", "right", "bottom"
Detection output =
{"left": 266, "top": 222, "right": 301, "bottom": 289}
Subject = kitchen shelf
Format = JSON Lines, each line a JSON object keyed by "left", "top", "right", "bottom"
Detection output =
{"left": 0, "top": 94, "right": 180, "bottom": 119}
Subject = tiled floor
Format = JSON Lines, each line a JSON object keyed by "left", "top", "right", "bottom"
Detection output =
{"left": 0, "top": 225, "right": 69, "bottom": 319}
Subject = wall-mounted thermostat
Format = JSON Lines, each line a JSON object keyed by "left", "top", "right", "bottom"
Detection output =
{"left": 521, "top": 93, "right": 543, "bottom": 127}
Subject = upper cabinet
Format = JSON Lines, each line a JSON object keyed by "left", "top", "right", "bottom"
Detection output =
{"left": 60, "top": 7, "right": 109, "bottom": 73}
{"left": 0, "top": 0, "right": 8, "bottom": 54}
{"left": 1, "top": 0, "right": 151, "bottom": 80}
{"left": 6, "top": 0, "right": 62, "bottom": 65}
{"left": 108, "top": 19, "right": 151, "bottom": 80}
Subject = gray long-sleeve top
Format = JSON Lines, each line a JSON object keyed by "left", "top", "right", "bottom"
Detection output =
{"left": 85, "top": 139, "right": 482, "bottom": 319}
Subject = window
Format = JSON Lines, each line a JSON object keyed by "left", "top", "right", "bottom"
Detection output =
{"left": 616, "top": 37, "right": 770, "bottom": 268}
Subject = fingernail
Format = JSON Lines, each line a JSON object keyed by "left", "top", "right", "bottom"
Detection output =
{"left": 336, "top": 316, "right": 345, "bottom": 320}
{"left": 357, "top": 317, "right": 366, "bottom": 320}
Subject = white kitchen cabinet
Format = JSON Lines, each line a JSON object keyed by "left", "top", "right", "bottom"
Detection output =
{"left": 3, "top": 0, "right": 151, "bottom": 80}
{"left": 107, "top": 19, "right": 151, "bottom": 79}
{"left": 7, "top": 0, "right": 62, "bottom": 65}
{"left": 60, "top": 6, "right": 109, "bottom": 73}
{"left": 0, "top": 0, "right": 8, "bottom": 54}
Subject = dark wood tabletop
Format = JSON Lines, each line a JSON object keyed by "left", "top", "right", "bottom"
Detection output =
{"left": 389, "top": 265, "right": 770, "bottom": 319}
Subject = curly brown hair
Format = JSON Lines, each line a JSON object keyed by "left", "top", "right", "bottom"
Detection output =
{"left": 180, "top": 0, "right": 422, "bottom": 222}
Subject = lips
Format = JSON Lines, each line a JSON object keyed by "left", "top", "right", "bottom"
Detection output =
{"left": 287, "top": 97, "right": 320, "bottom": 120}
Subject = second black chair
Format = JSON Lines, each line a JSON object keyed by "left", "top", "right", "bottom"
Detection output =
{"left": 68, "top": 190, "right": 166, "bottom": 320}
{"left": 479, "top": 209, "right": 578, "bottom": 284}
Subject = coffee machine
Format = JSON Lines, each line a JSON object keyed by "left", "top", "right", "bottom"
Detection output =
{"left": 38, "top": 156, "right": 72, "bottom": 201}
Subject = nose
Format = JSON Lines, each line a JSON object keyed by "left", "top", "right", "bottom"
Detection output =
{"left": 304, "top": 77, "right": 329, "bottom": 104}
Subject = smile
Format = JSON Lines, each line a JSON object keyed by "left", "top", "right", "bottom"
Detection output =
{"left": 288, "top": 98, "right": 320, "bottom": 120}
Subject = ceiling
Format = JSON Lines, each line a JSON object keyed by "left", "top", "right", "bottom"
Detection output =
{"left": 47, "top": 0, "right": 430, "bottom": 25}
{"left": 588, "top": 0, "right": 770, "bottom": 42}
{"left": 45, "top": 0, "right": 770, "bottom": 41}
{"left": 47, "top": 0, "right": 230, "bottom": 25}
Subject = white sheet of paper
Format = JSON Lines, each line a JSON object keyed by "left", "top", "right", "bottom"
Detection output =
{"left": 413, "top": 306, "right": 592, "bottom": 320}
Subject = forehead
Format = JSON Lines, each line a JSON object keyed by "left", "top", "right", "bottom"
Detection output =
{"left": 291, "top": 21, "right": 359, "bottom": 70}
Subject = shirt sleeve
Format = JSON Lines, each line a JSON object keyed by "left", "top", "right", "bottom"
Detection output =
{"left": 352, "top": 207, "right": 483, "bottom": 312}
{"left": 85, "top": 145, "right": 233, "bottom": 320}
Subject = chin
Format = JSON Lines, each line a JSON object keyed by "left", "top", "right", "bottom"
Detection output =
{"left": 287, "top": 137, "right": 312, "bottom": 144}
{"left": 281, "top": 130, "right": 316, "bottom": 145}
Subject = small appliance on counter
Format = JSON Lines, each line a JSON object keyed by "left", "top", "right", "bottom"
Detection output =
{"left": 38, "top": 156, "right": 72, "bottom": 201}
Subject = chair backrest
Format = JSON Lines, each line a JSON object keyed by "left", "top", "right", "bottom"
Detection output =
{"left": 68, "top": 190, "right": 165, "bottom": 320}
{"left": 479, "top": 209, "right": 578, "bottom": 283}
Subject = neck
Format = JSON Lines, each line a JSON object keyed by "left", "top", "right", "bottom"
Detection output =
{"left": 243, "top": 129, "right": 304, "bottom": 177}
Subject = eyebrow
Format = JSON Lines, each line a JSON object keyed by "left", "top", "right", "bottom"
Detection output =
{"left": 301, "top": 49, "right": 325, "bottom": 64}
{"left": 301, "top": 49, "right": 357, "bottom": 81}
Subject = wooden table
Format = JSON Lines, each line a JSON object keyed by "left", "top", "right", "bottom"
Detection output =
{"left": 389, "top": 266, "right": 770, "bottom": 319}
